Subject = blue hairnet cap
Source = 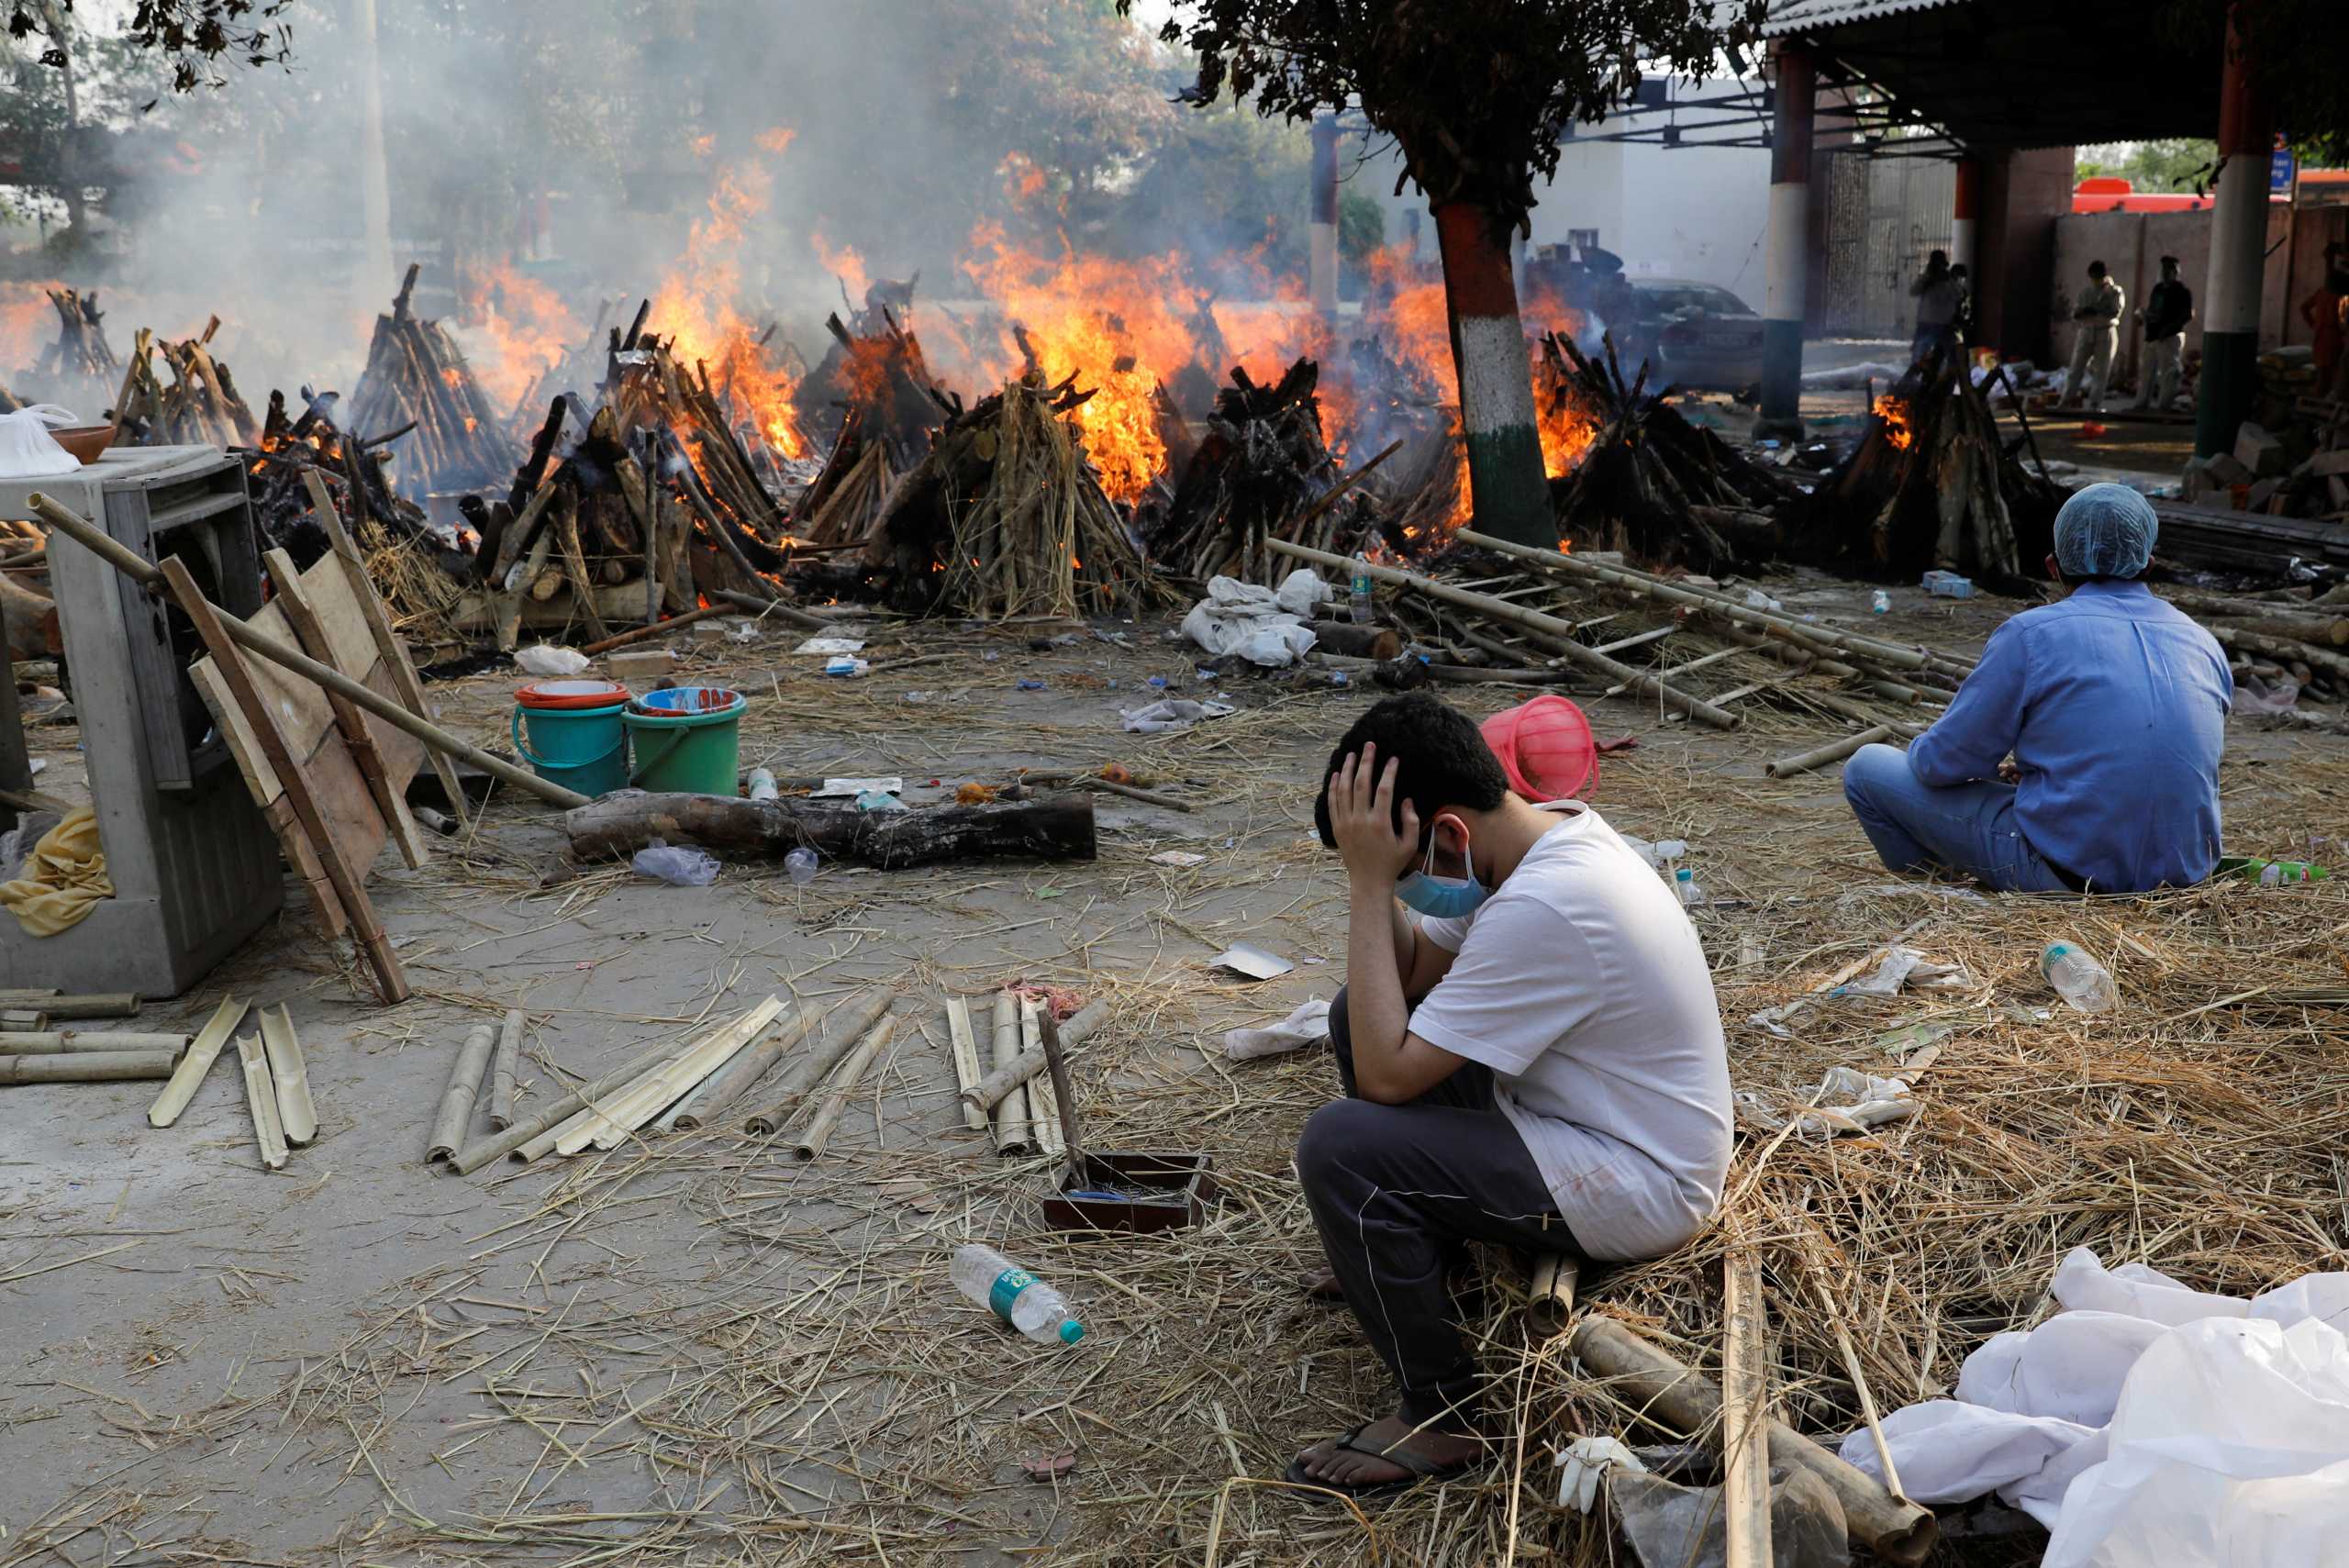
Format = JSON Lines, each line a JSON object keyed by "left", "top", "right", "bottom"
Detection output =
{"left": 2052, "top": 483, "right": 2158, "bottom": 578}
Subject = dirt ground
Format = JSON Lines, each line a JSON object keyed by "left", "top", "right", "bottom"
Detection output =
{"left": 2, "top": 570, "right": 2343, "bottom": 1567}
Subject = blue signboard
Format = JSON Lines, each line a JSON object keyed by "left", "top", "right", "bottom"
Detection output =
{"left": 2272, "top": 148, "right": 2296, "bottom": 194}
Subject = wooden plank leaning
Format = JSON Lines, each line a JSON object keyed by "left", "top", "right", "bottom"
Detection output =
{"left": 28, "top": 493, "right": 586, "bottom": 810}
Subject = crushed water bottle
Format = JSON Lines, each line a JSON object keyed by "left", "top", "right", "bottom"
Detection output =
{"left": 632, "top": 841, "right": 718, "bottom": 886}
{"left": 1350, "top": 553, "right": 1375, "bottom": 624}
{"left": 1871, "top": 590, "right": 1891, "bottom": 615}
{"left": 951, "top": 1243, "right": 1085, "bottom": 1345}
{"left": 784, "top": 847, "right": 819, "bottom": 885}
{"left": 748, "top": 766, "right": 779, "bottom": 802}
{"left": 2041, "top": 940, "right": 2117, "bottom": 1013}
{"left": 1674, "top": 866, "right": 1705, "bottom": 906}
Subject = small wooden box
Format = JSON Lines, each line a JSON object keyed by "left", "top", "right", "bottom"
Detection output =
{"left": 1041, "top": 1151, "right": 1218, "bottom": 1235}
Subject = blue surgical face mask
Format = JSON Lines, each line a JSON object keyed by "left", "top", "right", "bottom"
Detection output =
{"left": 1395, "top": 823, "right": 1488, "bottom": 918}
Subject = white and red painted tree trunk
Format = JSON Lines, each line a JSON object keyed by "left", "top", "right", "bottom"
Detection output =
{"left": 1432, "top": 201, "right": 1553, "bottom": 547}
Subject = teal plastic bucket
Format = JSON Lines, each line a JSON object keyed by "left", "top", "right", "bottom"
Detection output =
{"left": 624, "top": 686, "right": 747, "bottom": 795}
{"left": 513, "top": 679, "right": 632, "bottom": 797}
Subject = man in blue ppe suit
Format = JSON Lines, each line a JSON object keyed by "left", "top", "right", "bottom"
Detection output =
{"left": 1842, "top": 484, "right": 2232, "bottom": 893}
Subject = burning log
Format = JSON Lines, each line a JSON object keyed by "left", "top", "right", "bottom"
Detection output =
{"left": 1543, "top": 333, "right": 1797, "bottom": 572}
{"left": 878, "top": 375, "right": 1170, "bottom": 619}
{"left": 1779, "top": 353, "right": 2065, "bottom": 583}
{"left": 114, "top": 321, "right": 258, "bottom": 449}
{"left": 804, "top": 295, "right": 948, "bottom": 467}
{"left": 346, "top": 266, "right": 517, "bottom": 497}
{"left": 241, "top": 391, "right": 457, "bottom": 580}
{"left": 1149, "top": 359, "right": 1375, "bottom": 584}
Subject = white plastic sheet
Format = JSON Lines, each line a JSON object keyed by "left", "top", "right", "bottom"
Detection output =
{"left": 1840, "top": 1249, "right": 2349, "bottom": 1563}
{"left": 1179, "top": 571, "right": 1332, "bottom": 667}
{"left": 0, "top": 405, "right": 82, "bottom": 479}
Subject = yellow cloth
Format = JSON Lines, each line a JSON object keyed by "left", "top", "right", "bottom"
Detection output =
{"left": 0, "top": 806, "right": 112, "bottom": 936}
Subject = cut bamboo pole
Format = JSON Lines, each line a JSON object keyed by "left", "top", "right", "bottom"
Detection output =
{"left": 259, "top": 1006, "right": 317, "bottom": 1147}
{"left": 235, "top": 1033, "right": 288, "bottom": 1171}
{"left": 0, "top": 1031, "right": 191, "bottom": 1054}
{"left": 1, "top": 1008, "right": 49, "bottom": 1030}
{"left": 426, "top": 1023, "right": 498, "bottom": 1163}
{"left": 1525, "top": 1252, "right": 1580, "bottom": 1339}
{"left": 0, "top": 1051, "right": 179, "bottom": 1084}
{"left": 1019, "top": 998, "right": 1066, "bottom": 1160}
{"left": 487, "top": 1007, "right": 523, "bottom": 1131}
{"left": 790, "top": 1014, "right": 898, "bottom": 1160}
{"left": 571, "top": 995, "right": 786, "bottom": 1153}
{"left": 989, "top": 992, "right": 1031, "bottom": 1157}
{"left": 740, "top": 990, "right": 896, "bottom": 1136}
{"left": 1564, "top": 1316, "right": 1937, "bottom": 1564}
{"left": 961, "top": 998, "right": 1110, "bottom": 1114}
{"left": 0, "top": 991, "right": 138, "bottom": 1019}
{"left": 1806, "top": 1260, "right": 1906, "bottom": 1503}
{"left": 1721, "top": 1247, "right": 1775, "bottom": 1568}
{"left": 1765, "top": 724, "right": 1898, "bottom": 780}
{"left": 28, "top": 492, "right": 588, "bottom": 809}
{"left": 147, "top": 997, "right": 247, "bottom": 1127}
{"left": 463, "top": 1041, "right": 676, "bottom": 1173}
{"left": 1264, "top": 539, "right": 1740, "bottom": 728}
{"left": 665, "top": 1006, "right": 810, "bottom": 1131}
{"left": 943, "top": 997, "right": 988, "bottom": 1133}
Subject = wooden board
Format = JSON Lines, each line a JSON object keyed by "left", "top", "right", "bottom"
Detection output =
{"left": 189, "top": 550, "right": 429, "bottom": 935}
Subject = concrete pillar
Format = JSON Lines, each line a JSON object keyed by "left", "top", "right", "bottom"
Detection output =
{"left": 1308, "top": 114, "right": 1341, "bottom": 331}
{"left": 1758, "top": 42, "right": 1816, "bottom": 440}
{"left": 1952, "top": 158, "right": 1982, "bottom": 273}
{"left": 2196, "top": 9, "right": 2272, "bottom": 458}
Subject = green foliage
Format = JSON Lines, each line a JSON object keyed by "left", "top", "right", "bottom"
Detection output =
{"left": 2076, "top": 139, "right": 2218, "bottom": 195}
{"left": 2156, "top": 0, "right": 2349, "bottom": 167}
{"left": 1126, "top": 0, "right": 1767, "bottom": 234}
{"left": 6, "top": 0, "right": 289, "bottom": 91}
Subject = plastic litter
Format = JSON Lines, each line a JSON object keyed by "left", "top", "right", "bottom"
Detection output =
{"left": 951, "top": 1243, "right": 1084, "bottom": 1345}
{"left": 1611, "top": 1463, "right": 1850, "bottom": 1568}
{"left": 2042, "top": 940, "right": 2118, "bottom": 1012}
{"left": 1016, "top": 678, "right": 1047, "bottom": 691}
{"left": 1871, "top": 590, "right": 1891, "bottom": 615}
{"left": 1922, "top": 570, "right": 1976, "bottom": 598}
{"left": 0, "top": 405, "right": 83, "bottom": 479}
{"left": 1554, "top": 1435, "right": 1645, "bottom": 1514}
{"left": 1480, "top": 695, "right": 1598, "bottom": 802}
{"left": 513, "top": 644, "right": 591, "bottom": 677}
{"left": 784, "top": 848, "right": 819, "bottom": 884}
{"left": 631, "top": 841, "right": 718, "bottom": 886}
{"left": 1119, "top": 698, "right": 1234, "bottom": 734}
{"left": 747, "top": 767, "right": 778, "bottom": 802}
{"left": 1221, "top": 998, "right": 1330, "bottom": 1061}
{"left": 1180, "top": 571, "right": 1331, "bottom": 667}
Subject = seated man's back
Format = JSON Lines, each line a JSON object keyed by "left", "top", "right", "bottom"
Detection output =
{"left": 1907, "top": 582, "right": 2230, "bottom": 890}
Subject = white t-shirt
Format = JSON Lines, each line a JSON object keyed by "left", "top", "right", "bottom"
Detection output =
{"left": 1413, "top": 804, "right": 1730, "bottom": 1261}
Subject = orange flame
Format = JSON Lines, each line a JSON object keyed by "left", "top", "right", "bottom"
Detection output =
{"left": 648, "top": 137, "right": 808, "bottom": 460}
{"left": 812, "top": 228, "right": 871, "bottom": 302}
{"left": 1875, "top": 394, "right": 1914, "bottom": 450}
{"left": 456, "top": 261, "right": 582, "bottom": 411}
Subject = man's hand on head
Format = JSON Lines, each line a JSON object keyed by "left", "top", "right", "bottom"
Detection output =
{"left": 1327, "top": 743, "right": 1421, "bottom": 891}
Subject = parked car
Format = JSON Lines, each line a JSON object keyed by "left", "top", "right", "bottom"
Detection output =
{"left": 1626, "top": 278, "right": 1765, "bottom": 391}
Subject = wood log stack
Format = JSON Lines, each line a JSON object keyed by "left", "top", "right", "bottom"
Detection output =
{"left": 1543, "top": 332, "right": 1799, "bottom": 573}
{"left": 113, "top": 320, "right": 258, "bottom": 449}
{"left": 345, "top": 266, "right": 516, "bottom": 497}
{"left": 40, "top": 287, "right": 118, "bottom": 385}
{"left": 2165, "top": 584, "right": 2349, "bottom": 708}
{"left": 1778, "top": 352, "right": 2065, "bottom": 585}
{"left": 242, "top": 390, "right": 452, "bottom": 577}
{"left": 877, "top": 375, "right": 1171, "bottom": 619}
{"left": 802, "top": 303, "right": 948, "bottom": 468}
{"left": 1147, "top": 358, "right": 1366, "bottom": 584}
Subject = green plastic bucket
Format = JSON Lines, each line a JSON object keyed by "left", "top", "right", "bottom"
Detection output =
{"left": 513, "top": 679, "right": 632, "bottom": 798}
{"left": 624, "top": 686, "right": 747, "bottom": 795}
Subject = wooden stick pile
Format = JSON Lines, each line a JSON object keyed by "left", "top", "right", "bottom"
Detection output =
{"left": 1147, "top": 358, "right": 1373, "bottom": 584}
{"left": 344, "top": 266, "right": 515, "bottom": 496}
{"left": 40, "top": 287, "right": 118, "bottom": 382}
{"left": 243, "top": 390, "right": 452, "bottom": 578}
{"left": 877, "top": 375, "right": 1170, "bottom": 619}
{"left": 113, "top": 319, "right": 258, "bottom": 448}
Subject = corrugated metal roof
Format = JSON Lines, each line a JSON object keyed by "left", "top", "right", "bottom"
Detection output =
{"left": 1761, "top": 0, "right": 1964, "bottom": 37}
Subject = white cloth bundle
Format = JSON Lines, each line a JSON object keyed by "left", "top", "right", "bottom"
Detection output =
{"left": 0, "top": 406, "right": 84, "bottom": 479}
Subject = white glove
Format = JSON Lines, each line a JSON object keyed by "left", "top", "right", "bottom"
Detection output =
{"left": 1553, "top": 1434, "right": 1644, "bottom": 1513}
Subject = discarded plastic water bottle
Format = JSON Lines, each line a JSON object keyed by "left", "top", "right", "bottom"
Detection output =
{"left": 1350, "top": 554, "right": 1375, "bottom": 625}
{"left": 2042, "top": 940, "right": 2118, "bottom": 1012}
{"left": 748, "top": 766, "right": 779, "bottom": 802}
{"left": 784, "top": 847, "right": 819, "bottom": 885}
{"left": 633, "top": 841, "right": 718, "bottom": 887}
{"left": 951, "top": 1243, "right": 1085, "bottom": 1345}
{"left": 1674, "top": 866, "right": 1705, "bottom": 906}
{"left": 1871, "top": 590, "right": 1891, "bottom": 615}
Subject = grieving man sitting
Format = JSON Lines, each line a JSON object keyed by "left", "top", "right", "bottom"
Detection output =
{"left": 1286, "top": 693, "right": 1730, "bottom": 1496}
{"left": 1842, "top": 483, "right": 2232, "bottom": 893}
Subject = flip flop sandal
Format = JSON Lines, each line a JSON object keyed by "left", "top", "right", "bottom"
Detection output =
{"left": 1281, "top": 1424, "right": 1481, "bottom": 1500}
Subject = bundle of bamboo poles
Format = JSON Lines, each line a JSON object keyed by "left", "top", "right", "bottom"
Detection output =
{"left": 785, "top": 406, "right": 898, "bottom": 552}
{"left": 114, "top": 320, "right": 258, "bottom": 448}
{"left": 2162, "top": 586, "right": 2349, "bottom": 701}
{"left": 344, "top": 266, "right": 515, "bottom": 495}
{"left": 877, "top": 376, "right": 1169, "bottom": 619}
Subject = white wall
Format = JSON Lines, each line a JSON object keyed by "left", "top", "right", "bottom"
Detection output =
{"left": 1344, "top": 79, "right": 1773, "bottom": 305}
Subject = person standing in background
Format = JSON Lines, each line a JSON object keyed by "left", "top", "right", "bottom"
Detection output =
{"left": 2132, "top": 255, "right": 2193, "bottom": 412}
{"left": 1908, "top": 249, "right": 1965, "bottom": 366}
{"left": 2302, "top": 252, "right": 2347, "bottom": 404}
{"left": 2062, "top": 261, "right": 2125, "bottom": 412}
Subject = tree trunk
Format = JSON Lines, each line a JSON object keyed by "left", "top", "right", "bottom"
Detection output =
{"left": 565, "top": 790, "right": 1097, "bottom": 869}
{"left": 1432, "top": 201, "right": 1552, "bottom": 547}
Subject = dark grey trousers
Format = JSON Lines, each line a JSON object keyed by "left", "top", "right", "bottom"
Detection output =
{"left": 1297, "top": 985, "right": 1577, "bottom": 1427}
